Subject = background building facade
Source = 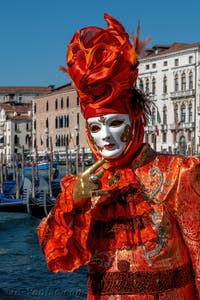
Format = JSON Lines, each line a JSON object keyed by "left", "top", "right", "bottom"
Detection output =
{"left": 1, "top": 42, "right": 200, "bottom": 162}
{"left": 138, "top": 42, "right": 200, "bottom": 155}
{"left": 33, "top": 83, "right": 90, "bottom": 161}
{"left": 0, "top": 86, "right": 51, "bottom": 160}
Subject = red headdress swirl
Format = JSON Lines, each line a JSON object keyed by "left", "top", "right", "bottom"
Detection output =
{"left": 61, "top": 13, "right": 148, "bottom": 120}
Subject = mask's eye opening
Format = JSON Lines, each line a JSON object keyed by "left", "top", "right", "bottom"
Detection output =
{"left": 89, "top": 124, "right": 101, "bottom": 133}
{"left": 110, "top": 119, "right": 124, "bottom": 127}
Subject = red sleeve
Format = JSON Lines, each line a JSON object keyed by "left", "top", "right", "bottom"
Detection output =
{"left": 37, "top": 174, "right": 92, "bottom": 272}
{"left": 175, "top": 157, "right": 200, "bottom": 297}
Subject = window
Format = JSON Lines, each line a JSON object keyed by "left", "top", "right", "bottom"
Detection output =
{"left": 61, "top": 97, "right": 64, "bottom": 109}
{"left": 34, "top": 103, "right": 36, "bottom": 114}
{"left": 46, "top": 118, "right": 49, "bottom": 129}
{"left": 76, "top": 132, "right": 79, "bottom": 146}
{"left": 188, "top": 103, "right": 193, "bottom": 123}
{"left": 174, "top": 73, "right": 179, "bottom": 92}
{"left": 152, "top": 77, "right": 156, "bottom": 95}
{"left": 139, "top": 79, "right": 144, "bottom": 91}
{"left": 14, "top": 135, "right": 19, "bottom": 145}
{"left": 174, "top": 58, "right": 179, "bottom": 66}
{"left": 55, "top": 117, "right": 58, "bottom": 129}
{"left": 174, "top": 104, "right": 178, "bottom": 125}
{"left": 181, "top": 72, "right": 186, "bottom": 91}
{"left": 77, "top": 112, "right": 80, "bottom": 125}
{"left": 163, "top": 61, "right": 168, "bottom": 67}
{"left": 66, "top": 96, "right": 69, "bottom": 108}
{"left": 152, "top": 108, "right": 156, "bottom": 126}
{"left": 146, "top": 64, "right": 150, "bottom": 70}
{"left": 64, "top": 116, "right": 67, "bottom": 128}
{"left": 180, "top": 104, "right": 186, "bottom": 122}
{"left": 152, "top": 63, "right": 156, "bottom": 69}
{"left": 162, "top": 132, "right": 167, "bottom": 143}
{"left": 145, "top": 78, "right": 149, "bottom": 94}
{"left": 163, "top": 75, "right": 167, "bottom": 94}
{"left": 163, "top": 106, "right": 167, "bottom": 124}
{"left": 25, "top": 135, "right": 30, "bottom": 145}
{"left": 188, "top": 131, "right": 192, "bottom": 142}
{"left": 59, "top": 116, "right": 63, "bottom": 128}
{"left": 189, "top": 71, "right": 193, "bottom": 90}
{"left": 77, "top": 96, "right": 80, "bottom": 106}
{"left": 189, "top": 56, "right": 193, "bottom": 64}
{"left": 173, "top": 131, "right": 177, "bottom": 144}
{"left": 55, "top": 99, "right": 58, "bottom": 110}
{"left": 46, "top": 101, "right": 49, "bottom": 111}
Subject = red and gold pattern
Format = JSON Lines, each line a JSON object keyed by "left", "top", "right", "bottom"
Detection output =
{"left": 37, "top": 144, "right": 200, "bottom": 299}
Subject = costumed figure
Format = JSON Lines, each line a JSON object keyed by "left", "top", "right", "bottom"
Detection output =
{"left": 37, "top": 14, "right": 200, "bottom": 299}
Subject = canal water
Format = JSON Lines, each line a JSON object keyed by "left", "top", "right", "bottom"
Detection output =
{"left": 0, "top": 166, "right": 88, "bottom": 300}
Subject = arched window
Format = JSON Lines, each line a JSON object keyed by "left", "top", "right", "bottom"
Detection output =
{"left": 66, "top": 96, "right": 69, "bottom": 108}
{"left": 174, "top": 104, "right": 178, "bottom": 125}
{"left": 152, "top": 77, "right": 156, "bottom": 95}
{"left": 77, "top": 96, "right": 80, "bottom": 106}
{"left": 55, "top": 99, "right": 58, "bottom": 110}
{"left": 174, "top": 73, "right": 179, "bottom": 92}
{"left": 46, "top": 118, "right": 49, "bottom": 129}
{"left": 189, "top": 71, "right": 193, "bottom": 90}
{"left": 61, "top": 97, "right": 64, "bottom": 109}
{"left": 139, "top": 79, "right": 144, "bottom": 91}
{"left": 163, "top": 75, "right": 167, "bottom": 94}
{"left": 77, "top": 113, "right": 80, "bottom": 126}
{"left": 145, "top": 78, "right": 149, "bottom": 94}
{"left": 46, "top": 101, "right": 49, "bottom": 111}
{"left": 64, "top": 116, "right": 67, "bottom": 128}
{"left": 25, "top": 134, "right": 30, "bottom": 145}
{"left": 55, "top": 117, "right": 58, "bottom": 129}
{"left": 163, "top": 106, "right": 167, "bottom": 124}
{"left": 188, "top": 103, "right": 193, "bottom": 123}
{"left": 59, "top": 116, "right": 63, "bottom": 128}
{"left": 181, "top": 72, "right": 186, "bottom": 91}
{"left": 179, "top": 135, "right": 186, "bottom": 155}
{"left": 181, "top": 103, "right": 186, "bottom": 122}
{"left": 14, "top": 135, "right": 18, "bottom": 145}
{"left": 152, "top": 107, "right": 156, "bottom": 126}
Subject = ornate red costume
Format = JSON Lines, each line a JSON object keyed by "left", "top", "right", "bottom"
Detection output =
{"left": 37, "top": 144, "right": 200, "bottom": 299}
{"left": 37, "top": 14, "right": 200, "bottom": 299}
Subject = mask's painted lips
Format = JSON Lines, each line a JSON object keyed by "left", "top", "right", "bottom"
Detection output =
{"left": 104, "top": 144, "right": 115, "bottom": 150}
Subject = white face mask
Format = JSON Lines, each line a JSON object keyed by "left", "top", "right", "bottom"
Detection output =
{"left": 87, "top": 113, "right": 132, "bottom": 159}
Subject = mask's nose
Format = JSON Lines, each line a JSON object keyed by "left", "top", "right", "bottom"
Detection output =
{"left": 101, "top": 126, "right": 111, "bottom": 142}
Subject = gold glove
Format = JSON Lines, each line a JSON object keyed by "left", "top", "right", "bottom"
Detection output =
{"left": 73, "top": 158, "right": 106, "bottom": 206}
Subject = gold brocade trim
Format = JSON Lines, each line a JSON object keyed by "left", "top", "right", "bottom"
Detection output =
{"left": 88, "top": 263, "right": 194, "bottom": 295}
{"left": 108, "top": 170, "right": 121, "bottom": 187}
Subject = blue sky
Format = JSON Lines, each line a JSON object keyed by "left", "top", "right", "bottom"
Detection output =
{"left": 1, "top": 0, "right": 200, "bottom": 87}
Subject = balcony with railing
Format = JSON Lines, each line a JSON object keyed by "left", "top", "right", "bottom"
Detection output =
{"left": 170, "top": 89, "right": 195, "bottom": 99}
{"left": 170, "top": 122, "right": 195, "bottom": 130}
{"left": 144, "top": 125, "right": 156, "bottom": 133}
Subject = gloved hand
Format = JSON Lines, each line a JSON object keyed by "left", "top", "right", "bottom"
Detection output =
{"left": 73, "top": 158, "right": 106, "bottom": 206}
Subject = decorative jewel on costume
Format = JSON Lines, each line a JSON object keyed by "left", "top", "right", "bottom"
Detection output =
{"left": 98, "top": 116, "right": 106, "bottom": 124}
{"left": 117, "top": 260, "right": 130, "bottom": 272}
{"left": 108, "top": 170, "right": 121, "bottom": 187}
{"left": 89, "top": 174, "right": 99, "bottom": 184}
